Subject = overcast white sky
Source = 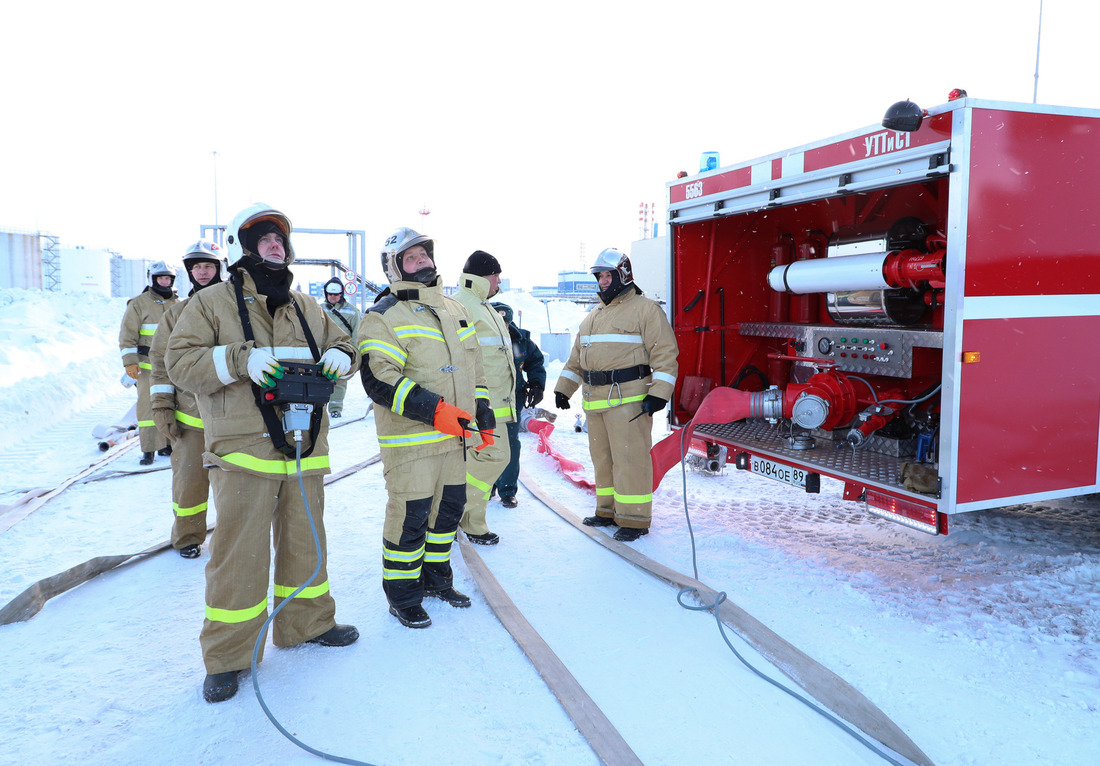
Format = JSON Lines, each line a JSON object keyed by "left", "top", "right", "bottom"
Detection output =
{"left": 3, "top": 0, "right": 1097, "bottom": 288}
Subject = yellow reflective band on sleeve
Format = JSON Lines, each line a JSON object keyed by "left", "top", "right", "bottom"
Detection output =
{"left": 175, "top": 411, "right": 203, "bottom": 428}
{"left": 206, "top": 597, "right": 267, "bottom": 624}
{"left": 274, "top": 581, "right": 330, "bottom": 600}
{"left": 458, "top": 325, "right": 477, "bottom": 342}
{"left": 614, "top": 490, "right": 653, "bottom": 505}
{"left": 595, "top": 486, "right": 615, "bottom": 497}
{"left": 360, "top": 339, "right": 407, "bottom": 365}
{"left": 492, "top": 405, "right": 516, "bottom": 419}
{"left": 220, "top": 452, "right": 330, "bottom": 475}
{"left": 173, "top": 501, "right": 208, "bottom": 518}
{"left": 475, "top": 387, "right": 489, "bottom": 400}
{"left": 383, "top": 544, "right": 426, "bottom": 562}
{"left": 395, "top": 325, "right": 445, "bottom": 342}
{"left": 377, "top": 431, "right": 454, "bottom": 447}
{"left": 140, "top": 323, "right": 158, "bottom": 336}
{"left": 466, "top": 472, "right": 492, "bottom": 500}
{"left": 582, "top": 394, "right": 646, "bottom": 411}
{"left": 139, "top": 361, "right": 152, "bottom": 370}
{"left": 393, "top": 377, "right": 415, "bottom": 416}
{"left": 138, "top": 419, "right": 155, "bottom": 428}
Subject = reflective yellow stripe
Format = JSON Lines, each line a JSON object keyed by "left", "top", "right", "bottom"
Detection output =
{"left": 426, "top": 530, "right": 455, "bottom": 545}
{"left": 383, "top": 544, "right": 426, "bottom": 562}
{"left": 615, "top": 490, "right": 653, "bottom": 504}
{"left": 596, "top": 486, "right": 615, "bottom": 497}
{"left": 458, "top": 326, "right": 477, "bottom": 342}
{"left": 395, "top": 325, "right": 444, "bottom": 342}
{"left": 466, "top": 472, "right": 492, "bottom": 500}
{"left": 175, "top": 411, "right": 203, "bottom": 428}
{"left": 378, "top": 431, "right": 454, "bottom": 447}
{"left": 492, "top": 405, "right": 515, "bottom": 419}
{"left": 383, "top": 566, "right": 422, "bottom": 580}
{"left": 138, "top": 419, "right": 155, "bottom": 428}
{"left": 206, "top": 598, "right": 266, "bottom": 624}
{"left": 393, "top": 378, "right": 415, "bottom": 416}
{"left": 274, "top": 581, "right": 330, "bottom": 599}
{"left": 173, "top": 501, "right": 207, "bottom": 517}
{"left": 360, "top": 339, "right": 407, "bottom": 365}
{"left": 138, "top": 361, "right": 152, "bottom": 370}
{"left": 582, "top": 394, "right": 646, "bottom": 411}
{"left": 220, "top": 452, "right": 330, "bottom": 475}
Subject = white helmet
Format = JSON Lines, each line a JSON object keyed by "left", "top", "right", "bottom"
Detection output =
{"left": 225, "top": 203, "right": 295, "bottom": 265}
{"left": 381, "top": 227, "right": 435, "bottom": 283}
{"left": 590, "top": 248, "right": 634, "bottom": 287}
{"left": 183, "top": 239, "right": 225, "bottom": 266}
{"left": 147, "top": 260, "right": 176, "bottom": 285}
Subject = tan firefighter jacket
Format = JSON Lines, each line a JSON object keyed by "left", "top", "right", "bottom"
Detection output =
{"left": 149, "top": 298, "right": 203, "bottom": 432}
{"left": 455, "top": 273, "right": 518, "bottom": 424}
{"left": 357, "top": 280, "right": 488, "bottom": 457}
{"left": 165, "top": 269, "right": 359, "bottom": 479}
{"left": 555, "top": 287, "right": 679, "bottom": 412}
{"left": 119, "top": 288, "right": 177, "bottom": 372}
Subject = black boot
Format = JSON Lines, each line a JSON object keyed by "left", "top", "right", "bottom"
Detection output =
{"left": 178, "top": 544, "right": 201, "bottom": 559}
{"left": 465, "top": 531, "right": 500, "bottom": 546}
{"left": 583, "top": 515, "right": 616, "bottom": 527}
{"left": 158, "top": 445, "right": 172, "bottom": 457}
{"left": 501, "top": 496, "right": 518, "bottom": 509}
{"left": 139, "top": 452, "right": 154, "bottom": 466}
{"left": 425, "top": 586, "right": 471, "bottom": 608}
{"left": 203, "top": 670, "right": 241, "bottom": 703}
{"left": 389, "top": 604, "right": 431, "bottom": 629}
{"left": 307, "top": 624, "right": 359, "bottom": 646}
{"left": 613, "top": 527, "right": 649, "bottom": 542}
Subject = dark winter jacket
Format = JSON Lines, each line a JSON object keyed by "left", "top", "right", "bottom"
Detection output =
{"left": 491, "top": 302, "right": 546, "bottom": 403}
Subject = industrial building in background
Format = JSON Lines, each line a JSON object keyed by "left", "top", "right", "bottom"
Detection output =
{"left": 1, "top": 226, "right": 154, "bottom": 298}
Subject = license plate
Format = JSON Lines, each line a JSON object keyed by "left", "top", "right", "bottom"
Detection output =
{"left": 749, "top": 455, "right": 808, "bottom": 489}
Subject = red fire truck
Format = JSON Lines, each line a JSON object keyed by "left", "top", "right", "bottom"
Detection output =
{"left": 661, "top": 94, "right": 1100, "bottom": 534}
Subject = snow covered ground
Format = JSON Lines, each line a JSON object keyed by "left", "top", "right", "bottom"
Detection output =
{"left": 1, "top": 286, "right": 1098, "bottom": 766}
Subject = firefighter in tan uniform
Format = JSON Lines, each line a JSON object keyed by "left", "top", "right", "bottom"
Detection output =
{"left": 553, "top": 248, "right": 679, "bottom": 542}
{"left": 455, "top": 251, "right": 516, "bottom": 545}
{"left": 166, "top": 203, "right": 360, "bottom": 703}
{"left": 149, "top": 240, "right": 224, "bottom": 559}
{"left": 358, "top": 227, "right": 494, "bottom": 629}
{"left": 119, "top": 261, "right": 177, "bottom": 465}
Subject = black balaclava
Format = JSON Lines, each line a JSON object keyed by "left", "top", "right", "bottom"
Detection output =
{"left": 398, "top": 248, "right": 438, "bottom": 286}
{"left": 235, "top": 221, "right": 293, "bottom": 314}
{"left": 150, "top": 276, "right": 176, "bottom": 299}
{"left": 186, "top": 258, "right": 223, "bottom": 295}
{"left": 596, "top": 271, "right": 633, "bottom": 305}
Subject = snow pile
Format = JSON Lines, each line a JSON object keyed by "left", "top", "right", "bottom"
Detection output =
{"left": 0, "top": 288, "right": 128, "bottom": 440}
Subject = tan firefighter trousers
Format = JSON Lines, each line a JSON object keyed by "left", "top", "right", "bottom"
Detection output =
{"left": 200, "top": 467, "right": 336, "bottom": 675}
{"left": 459, "top": 434, "right": 511, "bottom": 536}
{"left": 170, "top": 427, "right": 210, "bottom": 549}
{"left": 136, "top": 366, "right": 168, "bottom": 453}
{"left": 587, "top": 398, "right": 654, "bottom": 530}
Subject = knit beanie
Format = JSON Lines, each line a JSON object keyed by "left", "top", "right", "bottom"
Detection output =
{"left": 463, "top": 250, "right": 502, "bottom": 277}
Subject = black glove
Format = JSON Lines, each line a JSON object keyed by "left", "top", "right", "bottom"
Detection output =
{"left": 639, "top": 395, "right": 668, "bottom": 416}
{"left": 475, "top": 398, "right": 496, "bottom": 433}
{"left": 555, "top": 391, "right": 571, "bottom": 410}
{"left": 524, "top": 384, "right": 544, "bottom": 408}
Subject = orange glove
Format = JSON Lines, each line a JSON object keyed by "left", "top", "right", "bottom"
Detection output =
{"left": 124, "top": 363, "right": 140, "bottom": 380}
{"left": 433, "top": 401, "right": 474, "bottom": 439}
{"left": 475, "top": 429, "right": 496, "bottom": 452}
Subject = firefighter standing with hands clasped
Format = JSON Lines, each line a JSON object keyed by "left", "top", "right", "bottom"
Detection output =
{"left": 119, "top": 260, "right": 178, "bottom": 465}
{"left": 358, "top": 228, "right": 494, "bottom": 629}
{"left": 553, "top": 248, "right": 679, "bottom": 542}
{"left": 148, "top": 240, "right": 224, "bottom": 559}
{"left": 166, "top": 203, "right": 360, "bottom": 703}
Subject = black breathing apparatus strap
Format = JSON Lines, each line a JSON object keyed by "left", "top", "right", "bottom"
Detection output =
{"left": 233, "top": 276, "right": 325, "bottom": 458}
